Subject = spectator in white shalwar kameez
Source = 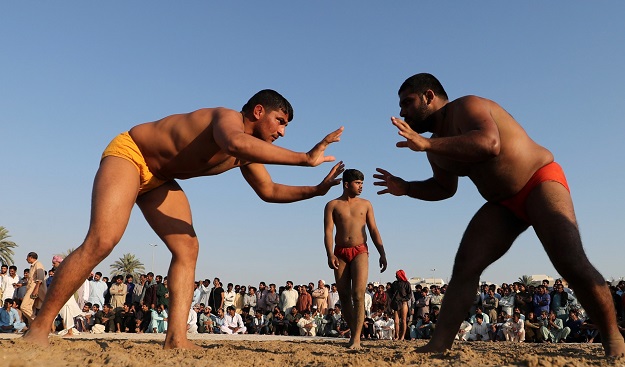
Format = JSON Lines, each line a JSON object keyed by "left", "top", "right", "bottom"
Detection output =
{"left": 221, "top": 306, "right": 246, "bottom": 334}
{"left": 297, "top": 311, "right": 317, "bottom": 336}
{"left": 455, "top": 320, "right": 472, "bottom": 341}
{"left": 187, "top": 305, "right": 198, "bottom": 334}
{"left": 374, "top": 314, "right": 395, "bottom": 340}
{"left": 58, "top": 295, "right": 83, "bottom": 336}
{"left": 150, "top": 304, "right": 168, "bottom": 333}
{"left": 467, "top": 314, "right": 490, "bottom": 341}
{"left": 503, "top": 312, "right": 525, "bottom": 342}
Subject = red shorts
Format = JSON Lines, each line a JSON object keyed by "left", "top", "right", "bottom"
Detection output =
{"left": 334, "top": 243, "right": 369, "bottom": 263}
{"left": 499, "top": 162, "right": 570, "bottom": 223}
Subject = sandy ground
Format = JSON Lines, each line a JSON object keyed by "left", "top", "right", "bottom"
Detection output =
{"left": 0, "top": 333, "right": 624, "bottom": 367}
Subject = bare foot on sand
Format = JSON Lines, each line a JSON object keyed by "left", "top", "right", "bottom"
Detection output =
{"left": 164, "top": 337, "right": 202, "bottom": 350}
{"left": 603, "top": 339, "right": 625, "bottom": 358}
{"left": 415, "top": 342, "right": 449, "bottom": 354}
{"left": 21, "top": 329, "right": 50, "bottom": 348}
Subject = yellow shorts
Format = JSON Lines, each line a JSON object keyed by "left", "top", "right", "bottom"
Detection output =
{"left": 101, "top": 131, "right": 167, "bottom": 196}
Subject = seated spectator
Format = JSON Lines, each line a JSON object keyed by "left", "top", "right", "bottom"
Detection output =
{"left": 539, "top": 310, "right": 570, "bottom": 343}
{"left": 321, "top": 308, "right": 338, "bottom": 337}
{"left": 57, "top": 295, "right": 83, "bottom": 336}
{"left": 503, "top": 312, "right": 525, "bottom": 342}
{"left": 336, "top": 315, "right": 350, "bottom": 338}
{"left": 150, "top": 304, "right": 168, "bottom": 333}
{"left": 374, "top": 313, "right": 395, "bottom": 340}
{"left": 286, "top": 307, "right": 301, "bottom": 336}
{"left": 135, "top": 303, "right": 151, "bottom": 333}
{"left": 187, "top": 304, "right": 199, "bottom": 334}
{"left": 250, "top": 310, "right": 270, "bottom": 335}
{"left": 115, "top": 302, "right": 136, "bottom": 333}
{"left": 410, "top": 313, "right": 433, "bottom": 340}
{"left": 362, "top": 316, "right": 375, "bottom": 340}
{"left": 271, "top": 310, "right": 288, "bottom": 336}
{"left": 565, "top": 309, "right": 585, "bottom": 342}
{"left": 455, "top": 320, "right": 472, "bottom": 341}
{"left": 213, "top": 308, "right": 226, "bottom": 334}
{"left": 199, "top": 306, "right": 215, "bottom": 333}
{"left": 468, "top": 314, "right": 490, "bottom": 341}
{"left": 221, "top": 305, "right": 246, "bottom": 334}
{"left": 1, "top": 299, "right": 27, "bottom": 333}
{"left": 469, "top": 306, "right": 490, "bottom": 325}
{"left": 297, "top": 310, "right": 317, "bottom": 336}
{"left": 74, "top": 302, "right": 94, "bottom": 332}
{"left": 524, "top": 311, "right": 543, "bottom": 342}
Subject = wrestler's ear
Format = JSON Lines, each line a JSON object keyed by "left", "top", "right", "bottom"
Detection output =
{"left": 423, "top": 90, "right": 435, "bottom": 105}
{"left": 252, "top": 104, "right": 265, "bottom": 121}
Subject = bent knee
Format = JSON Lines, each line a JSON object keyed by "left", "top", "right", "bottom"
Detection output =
{"left": 169, "top": 237, "right": 199, "bottom": 260}
{"left": 82, "top": 236, "right": 119, "bottom": 259}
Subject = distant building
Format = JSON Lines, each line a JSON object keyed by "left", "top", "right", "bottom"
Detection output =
{"left": 408, "top": 277, "right": 446, "bottom": 290}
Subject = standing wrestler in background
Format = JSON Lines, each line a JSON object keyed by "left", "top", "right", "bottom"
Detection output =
{"left": 324, "top": 168, "right": 387, "bottom": 349}
{"left": 374, "top": 73, "right": 625, "bottom": 357}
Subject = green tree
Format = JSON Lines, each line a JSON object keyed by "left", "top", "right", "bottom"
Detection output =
{"left": 518, "top": 275, "right": 534, "bottom": 287}
{"left": 0, "top": 226, "right": 18, "bottom": 266}
{"left": 110, "top": 253, "right": 145, "bottom": 281}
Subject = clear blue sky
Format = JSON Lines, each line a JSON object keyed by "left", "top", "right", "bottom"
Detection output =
{"left": 2, "top": 2, "right": 624, "bottom": 287}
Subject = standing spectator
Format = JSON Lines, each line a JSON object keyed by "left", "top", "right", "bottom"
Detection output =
{"left": 280, "top": 281, "right": 298, "bottom": 315}
{"left": 87, "top": 271, "right": 108, "bottom": 306}
{"left": 550, "top": 283, "right": 569, "bottom": 322}
{"left": 265, "top": 284, "right": 279, "bottom": 313}
{"left": 133, "top": 274, "right": 146, "bottom": 304}
{"left": 124, "top": 275, "right": 135, "bottom": 305}
{"left": 533, "top": 285, "right": 551, "bottom": 317}
{"left": 208, "top": 278, "right": 224, "bottom": 315}
{"left": 234, "top": 285, "right": 246, "bottom": 314}
{"left": 499, "top": 287, "right": 516, "bottom": 318}
{"left": 12, "top": 269, "right": 28, "bottom": 304}
{"left": 327, "top": 284, "right": 340, "bottom": 313}
{"left": 156, "top": 277, "right": 169, "bottom": 309}
{"left": 223, "top": 283, "right": 236, "bottom": 312}
{"left": 414, "top": 288, "right": 431, "bottom": 319}
{"left": 244, "top": 287, "right": 257, "bottom": 315}
{"left": 198, "top": 279, "right": 211, "bottom": 307}
{"left": 1, "top": 266, "right": 19, "bottom": 305}
{"left": 311, "top": 280, "right": 329, "bottom": 315}
{"left": 482, "top": 289, "right": 499, "bottom": 324}
{"left": 296, "top": 285, "right": 312, "bottom": 314}
{"left": 515, "top": 283, "right": 533, "bottom": 316}
{"left": 256, "top": 282, "right": 268, "bottom": 314}
{"left": 109, "top": 275, "right": 128, "bottom": 310}
{"left": 372, "top": 284, "right": 387, "bottom": 313}
{"left": 429, "top": 286, "right": 444, "bottom": 311}
{"left": 140, "top": 272, "right": 156, "bottom": 306}
{"left": 21, "top": 252, "right": 47, "bottom": 325}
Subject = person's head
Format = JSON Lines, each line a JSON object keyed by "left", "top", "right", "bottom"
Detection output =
{"left": 342, "top": 169, "right": 364, "bottom": 196}
{"left": 142, "top": 303, "right": 149, "bottom": 311}
{"left": 291, "top": 307, "right": 298, "bottom": 315}
{"left": 555, "top": 284, "right": 565, "bottom": 293}
{"left": 8, "top": 266, "right": 16, "bottom": 277}
{"left": 205, "top": 306, "right": 212, "bottom": 314}
{"left": 51, "top": 255, "right": 64, "bottom": 268}
{"left": 334, "top": 304, "right": 341, "bottom": 313}
{"left": 213, "top": 277, "right": 220, "bottom": 286}
{"left": 259, "top": 281, "right": 266, "bottom": 290}
{"left": 92, "top": 304, "right": 100, "bottom": 312}
{"left": 93, "top": 272, "right": 102, "bottom": 281}
{"left": 23, "top": 268, "right": 29, "bottom": 277}
{"left": 227, "top": 283, "right": 233, "bottom": 291}
{"left": 2, "top": 299, "right": 11, "bottom": 310}
{"left": 286, "top": 281, "right": 293, "bottom": 290}
{"left": 423, "top": 313, "right": 430, "bottom": 321}
{"left": 249, "top": 287, "right": 256, "bottom": 294}
{"left": 115, "top": 276, "right": 123, "bottom": 284}
{"left": 48, "top": 268, "right": 55, "bottom": 277}
{"left": 103, "top": 304, "right": 111, "bottom": 313}
{"left": 331, "top": 283, "right": 337, "bottom": 292}
{"left": 568, "top": 310, "right": 578, "bottom": 320}
{"left": 147, "top": 272, "right": 154, "bottom": 281}
{"left": 155, "top": 275, "right": 163, "bottom": 283}
{"left": 255, "top": 310, "right": 263, "bottom": 319}
{"left": 26, "top": 252, "right": 38, "bottom": 264}
{"left": 475, "top": 306, "right": 483, "bottom": 314}
{"left": 0, "top": 264, "right": 7, "bottom": 273}
{"left": 269, "top": 283, "right": 276, "bottom": 292}
{"left": 241, "top": 89, "right": 293, "bottom": 143}
{"left": 475, "top": 314, "right": 484, "bottom": 324}
{"left": 239, "top": 285, "right": 246, "bottom": 294}
{"left": 83, "top": 302, "right": 92, "bottom": 311}
{"left": 234, "top": 284, "right": 241, "bottom": 293}
{"left": 540, "top": 310, "right": 548, "bottom": 319}
{"left": 318, "top": 280, "right": 326, "bottom": 288}
{"left": 303, "top": 311, "right": 311, "bottom": 319}
{"left": 192, "top": 304, "right": 200, "bottom": 313}
{"left": 398, "top": 73, "right": 449, "bottom": 133}
{"left": 126, "top": 274, "right": 133, "bottom": 283}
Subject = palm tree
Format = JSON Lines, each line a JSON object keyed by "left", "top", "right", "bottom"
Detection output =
{"left": 54, "top": 247, "right": 76, "bottom": 260}
{"left": 518, "top": 275, "right": 533, "bottom": 287}
{"left": 0, "top": 226, "right": 18, "bottom": 265}
{"left": 110, "top": 253, "right": 145, "bottom": 281}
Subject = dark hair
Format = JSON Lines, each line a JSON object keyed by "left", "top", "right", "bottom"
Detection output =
{"left": 27, "top": 252, "right": 38, "bottom": 260}
{"left": 95, "top": 272, "right": 103, "bottom": 277}
{"left": 398, "top": 73, "right": 448, "bottom": 101}
{"left": 242, "top": 89, "right": 293, "bottom": 122}
{"left": 343, "top": 169, "right": 364, "bottom": 184}
{"left": 9, "top": 266, "right": 16, "bottom": 271}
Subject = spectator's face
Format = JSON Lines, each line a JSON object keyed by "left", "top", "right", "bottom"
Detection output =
{"left": 94, "top": 274, "right": 101, "bottom": 281}
{"left": 104, "top": 306, "right": 110, "bottom": 312}
{"left": 218, "top": 309, "right": 224, "bottom": 317}
{"left": 1, "top": 266, "right": 7, "bottom": 273}
{"left": 142, "top": 305, "right": 149, "bottom": 311}
{"left": 240, "top": 287, "right": 246, "bottom": 294}
{"left": 126, "top": 277, "right": 133, "bottom": 283}
{"left": 156, "top": 276, "right": 162, "bottom": 283}
{"left": 9, "top": 268, "right": 16, "bottom": 277}
{"left": 116, "top": 278, "right": 123, "bottom": 284}
{"left": 92, "top": 306, "right": 99, "bottom": 312}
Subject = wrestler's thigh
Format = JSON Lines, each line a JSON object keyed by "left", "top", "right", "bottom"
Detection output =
{"left": 334, "top": 260, "right": 352, "bottom": 296}
{"left": 136, "top": 181, "right": 198, "bottom": 256}
{"left": 454, "top": 203, "right": 528, "bottom": 275}
{"left": 349, "top": 254, "right": 369, "bottom": 295}
{"left": 525, "top": 182, "right": 583, "bottom": 261}
{"left": 87, "top": 156, "right": 140, "bottom": 245}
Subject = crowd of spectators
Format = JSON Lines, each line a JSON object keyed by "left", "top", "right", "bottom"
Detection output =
{"left": 2, "top": 259, "right": 625, "bottom": 344}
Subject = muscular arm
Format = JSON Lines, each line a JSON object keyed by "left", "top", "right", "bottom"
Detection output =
{"left": 240, "top": 161, "right": 344, "bottom": 203}
{"left": 365, "top": 201, "right": 387, "bottom": 272}
{"left": 374, "top": 160, "right": 457, "bottom": 201}
{"left": 213, "top": 109, "right": 342, "bottom": 167}
{"left": 394, "top": 97, "right": 501, "bottom": 162}
{"left": 323, "top": 202, "right": 340, "bottom": 270}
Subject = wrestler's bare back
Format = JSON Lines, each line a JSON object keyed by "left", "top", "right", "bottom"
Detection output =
{"left": 428, "top": 96, "right": 554, "bottom": 201}
{"left": 129, "top": 107, "right": 246, "bottom": 180}
{"left": 327, "top": 197, "right": 372, "bottom": 248}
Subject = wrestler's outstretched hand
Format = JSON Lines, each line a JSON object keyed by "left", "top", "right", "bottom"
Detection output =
{"left": 392, "top": 117, "right": 430, "bottom": 152}
{"left": 327, "top": 254, "right": 340, "bottom": 270}
{"left": 373, "top": 168, "right": 409, "bottom": 196}
{"left": 306, "top": 127, "right": 344, "bottom": 167}
{"left": 379, "top": 254, "right": 387, "bottom": 273}
{"left": 316, "top": 161, "right": 345, "bottom": 195}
